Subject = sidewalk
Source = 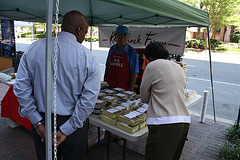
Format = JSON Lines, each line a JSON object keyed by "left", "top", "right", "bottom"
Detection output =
{"left": 0, "top": 82, "right": 231, "bottom": 160}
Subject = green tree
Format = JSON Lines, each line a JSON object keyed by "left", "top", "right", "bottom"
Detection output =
{"left": 33, "top": 22, "right": 46, "bottom": 34}
{"left": 181, "top": 0, "right": 240, "bottom": 38}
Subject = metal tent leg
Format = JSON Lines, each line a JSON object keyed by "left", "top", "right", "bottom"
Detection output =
{"left": 207, "top": 27, "right": 216, "bottom": 123}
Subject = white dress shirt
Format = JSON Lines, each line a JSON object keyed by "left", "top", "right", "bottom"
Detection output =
{"left": 14, "top": 32, "right": 101, "bottom": 135}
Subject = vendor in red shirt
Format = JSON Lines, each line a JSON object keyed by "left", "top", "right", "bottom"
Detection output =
{"left": 104, "top": 25, "right": 139, "bottom": 91}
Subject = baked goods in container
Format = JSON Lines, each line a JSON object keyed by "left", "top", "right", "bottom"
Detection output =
{"left": 185, "top": 89, "right": 197, "bottom": 101}
{"left": 92, "top": 99, "right": 106, "bottom": 117}
{"left": 101, "top": 114, "right": 116, "bottom": 126}
{"left": 101, "top": 81, "right": 109, "bottom": 89}
{"left": 96, "top": 99, "right": 106, "bottom": 105}
{"left": 95, "top": 99, "right": 106, "bottom": 109}
{"left": 114, "top": 93, "right": 128, "bottom": 99}
{"left": 102, "top": 96, "right": 117, "bottom": 103}
{"left": 114, "top": 105, "right": 127, "bottom": 112}
{"left": 135, "top": 107, "right": 148, "bottom": 114}
{"left": 123, "top": 91, "right": 137, "bottom": 100}
{"left": 101, "top": 107, "right": 121, "bottom": 120}
{"left": 116, "top": 121, "right": 139, "bottom": 134}
{"left": 114, "top": 93, "right": 127, "bottom": 104}
{"left": 112, "top": 87, "right": 125, "bottom": 93}
{"left": 120, "top": 102, "right": 131, "bottom": 110}
{"left": 118, "top": 110, "right": 147, "bottom": 126}
{"left": 102, "top": 89, "right": 115, "bottom": 95}
{"left": 138, "top": 121, "right": 146, "bottom": 130}
{"left": 98, "top": 92, "right": 107, "bottom": 99}
{"left": 0, "top": 73, "right": 12, "bottom": 81}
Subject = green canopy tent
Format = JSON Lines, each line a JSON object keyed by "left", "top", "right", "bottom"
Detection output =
{"left": 0, "top": 0, "right": 209, "bottom": 26}
{"left": 0, "top": 0, "right": 214, "bottom": 159}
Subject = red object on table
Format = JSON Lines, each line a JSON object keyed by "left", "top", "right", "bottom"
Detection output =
{"left": 1, "top": 84, "right": 32, "bottom": 131}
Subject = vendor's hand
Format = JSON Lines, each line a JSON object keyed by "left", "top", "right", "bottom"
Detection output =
{"left": 129, "top": 87, "right": 134, "bottom": 92}
{"left": 36, "top": 124, "right": 46, "bottom": 143}
{"left": 52, "top": 130, "right": 67, "bottom": 146}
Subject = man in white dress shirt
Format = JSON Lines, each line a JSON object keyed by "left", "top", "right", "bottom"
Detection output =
{"left": 14, "top": 10, "right": 101, "bottom": 160}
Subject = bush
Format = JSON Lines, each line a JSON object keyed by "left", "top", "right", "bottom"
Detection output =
{"left": 230, "top": 33, "right": 240, "bottom": 43}
{"left": 214, "top": 47, "right": 228, "bottom": 51}
{"left": 226, "top": 122, "right": 240, "bottom": 142}
{"left": 35, "top": 31, "right": 46, "bottom": 39}
{"left": 210, "top": 39, "right": 223, "bottom": 48}
{"left": 185, "top": 39, "right": 223, "bottom": 49}
{"left": 219, "top": 122, "right": 240, "bottom": 160}
{"left": 219, "top": 140, "right": 240, "bottom": 160}
{"left": 185, "top": 39, "right": 206, "bottom": 49}
{"left": 19, "top": 32, "right": 32, "bottom": 38}
{"left": 18, "top": 31, "right": 46, "bottom": 39}
{"left": 85, "top": 35, "right": 99, "bottom": 42}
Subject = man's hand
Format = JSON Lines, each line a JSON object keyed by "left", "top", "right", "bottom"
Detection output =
{"left": 52, "top": 130, "right": 67, "bottom": 146}
{"left": 36, "top": 124, "right": 46, "bottom": 143}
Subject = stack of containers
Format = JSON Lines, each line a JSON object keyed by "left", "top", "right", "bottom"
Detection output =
{"left": 97, "top": 87, "right": 148, "bottom": 134}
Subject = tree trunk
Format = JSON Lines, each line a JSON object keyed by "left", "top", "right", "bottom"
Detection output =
{"left": 210, "top": 24, "right": 217, "bottom": 39}
{"left": 197, "top": 27, "right": 201, "bottom": 39}
{"left": 219, "top": 26, "right": 225, "bottom": 41}
{"left": 224, "top": 26, "right": 231, "bottom": 42}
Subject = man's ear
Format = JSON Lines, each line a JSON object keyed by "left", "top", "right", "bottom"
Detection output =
{"left": 77, "top": 25, "right": 82, "bottom": 36}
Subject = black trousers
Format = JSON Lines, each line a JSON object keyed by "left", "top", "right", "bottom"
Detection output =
{"left": 32, "top": 113, "right": 89, "bottom": 160}
{"left": 145, "top": 123, "right": 190, "bottom": 160}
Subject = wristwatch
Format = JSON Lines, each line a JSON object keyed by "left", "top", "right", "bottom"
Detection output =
{"left": 34, "top": 120, "right": 44, "bottom": 128}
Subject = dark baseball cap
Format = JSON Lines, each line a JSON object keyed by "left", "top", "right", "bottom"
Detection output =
{"left": 116, "top": 25, "right": 129, "bottom": 35}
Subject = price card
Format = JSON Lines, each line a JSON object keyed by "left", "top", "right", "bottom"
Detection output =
{"left": 124, "top": 91, "right": 134, "bottom": 95}
{"left": 104, "top": 96, "right": 115, "bottom": 100}
{"left": 115, "top": 105, "right": 125, "bottom": 111}
{"left": 104, "top": 89, "right": 115, "bottom": 94}
{"left": 107, "top": 108, "right": 119, "bottom": 113}
{"left": 96, "top": 99, "right": 104, "bottom": 103}
{"left": 124, "top": 111, "right": 141, "bottom": 119}
{"left": 132, "top": 111, "right": 141, "bottom": 116}
{"left": 116, "top": 93, "right": 125, "bottom": 97}
{"left": 137, "top": 107, "right": 147, "bottom": 113}
{"left": 113, "top": 87, "right": 123, "bottom": 91}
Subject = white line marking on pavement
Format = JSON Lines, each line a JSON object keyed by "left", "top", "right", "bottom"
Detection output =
{"left": 187, "top": 77, "right": 240, "bottom": 87}
{"left": 186, "top": 65, "right": 196, "bottom": 67}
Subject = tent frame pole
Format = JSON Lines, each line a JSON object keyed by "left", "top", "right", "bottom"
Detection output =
{"left": 89, "top": 0, "right": 93, "bottom": 51}
{"left": 207, "top": 27, "right": 216, "bottom": 123}
{"left": 90, "top": 26, "right": 93, "bottom": 51}
{"left": 45, "top": 0, "right": 53, "bottom": 159}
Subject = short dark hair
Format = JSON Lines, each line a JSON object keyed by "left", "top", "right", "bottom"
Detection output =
{"left": 144, "top": 42, "right": 169, "bottom": 61}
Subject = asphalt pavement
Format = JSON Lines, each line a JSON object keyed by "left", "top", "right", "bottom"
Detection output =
{"left": 182, "top": 50, "right": 240, "bottom": 123}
